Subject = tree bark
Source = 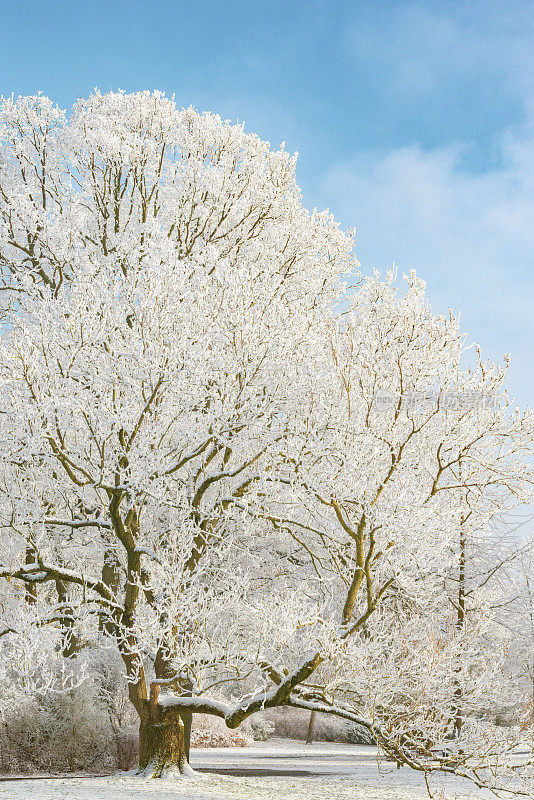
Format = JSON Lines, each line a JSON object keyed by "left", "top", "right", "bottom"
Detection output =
{"left": 306, "top": 710, "right": 316, "bottom": 744}
{"left": 138, "top": 683, "right": 191, "bottom": 777}
{"left": 153, "top": 647, "right": 194, "bottom": 765}
{"left": 183, "top": 710, "right": 192, "bottom": 761}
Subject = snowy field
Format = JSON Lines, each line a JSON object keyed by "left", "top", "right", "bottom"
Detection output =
{"left": 0, "top": 741, "right": 497, "bottom": 800}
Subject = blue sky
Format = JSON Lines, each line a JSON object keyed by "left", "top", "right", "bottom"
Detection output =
{"left": 1, "top": 0, "right": 533, "bottom": 405}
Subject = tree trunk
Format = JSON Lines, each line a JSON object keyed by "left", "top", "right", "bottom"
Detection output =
{"left": 138, "top": 683, "right": 193, "bottom": 777}
{"left": 99, "top": 550, "right": 121, "bottom": 635}
{"left": 153, "top": 648, "right": 194, "bottom": 765}
{"left": 55, "top": 578, "right": 80, "bottom": 658}
{"left": 182, "top": 710, "right": 192, "bottom": 761}
{"left": 306, "top": 710, "right": 316, "bottom": 744}
{"left": 453, "top": 528, "right": 466, "bottom": 739}
{"left": 24, "top": 547, "right": 37, "bottom": 605}
{"left": 117, "top": 628, "right": 193, "bottom": 776}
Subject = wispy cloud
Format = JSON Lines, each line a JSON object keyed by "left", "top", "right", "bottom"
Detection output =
{"left": 345, "top": 2, "right": 534, "bottom": 101}
{"left": 310, "top": 2, "right": 534, "bottom": 406}
{"left": 321, "top": 116, "right": 534, "bottom": 405}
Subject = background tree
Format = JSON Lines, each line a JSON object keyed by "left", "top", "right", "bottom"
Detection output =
{"left": 504, "top": 543, "right": 534, "bottom": 729}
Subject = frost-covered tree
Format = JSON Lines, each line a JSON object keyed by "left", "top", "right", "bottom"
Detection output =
{"left": 0, "top": 92, "right": 532, "bottom": 791}
{"left": 259, "top": 273, "right": 533, "bottom": 786}
{"left": 0, "top": 90, "right": 355, "bottom": 775}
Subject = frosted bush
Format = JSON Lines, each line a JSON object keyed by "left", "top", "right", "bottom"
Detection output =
{"left": 0, "top": 682, "right": 114, "bottom": 774}
{"left": 249, "top": 715, "right": 275, "bottom": 741}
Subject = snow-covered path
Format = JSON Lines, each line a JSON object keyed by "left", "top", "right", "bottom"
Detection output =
{"left": 0, "top": 741, "right": 497, "bottom": 799}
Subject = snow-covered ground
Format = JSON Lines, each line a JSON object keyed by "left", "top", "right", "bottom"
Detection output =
{"left": 0, "top": 741, "right": 500, "bottom": 800}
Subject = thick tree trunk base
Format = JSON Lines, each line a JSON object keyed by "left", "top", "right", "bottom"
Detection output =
{"left": 138, "top": 685, "right": 195, "bottom": 778}
{"left": 139, "top": 711, "right": 195, "bottom": 777}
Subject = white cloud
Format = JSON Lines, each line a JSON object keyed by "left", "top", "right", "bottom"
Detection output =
{"left": 321, "top": 119, "right": 534, "bottom": 406}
